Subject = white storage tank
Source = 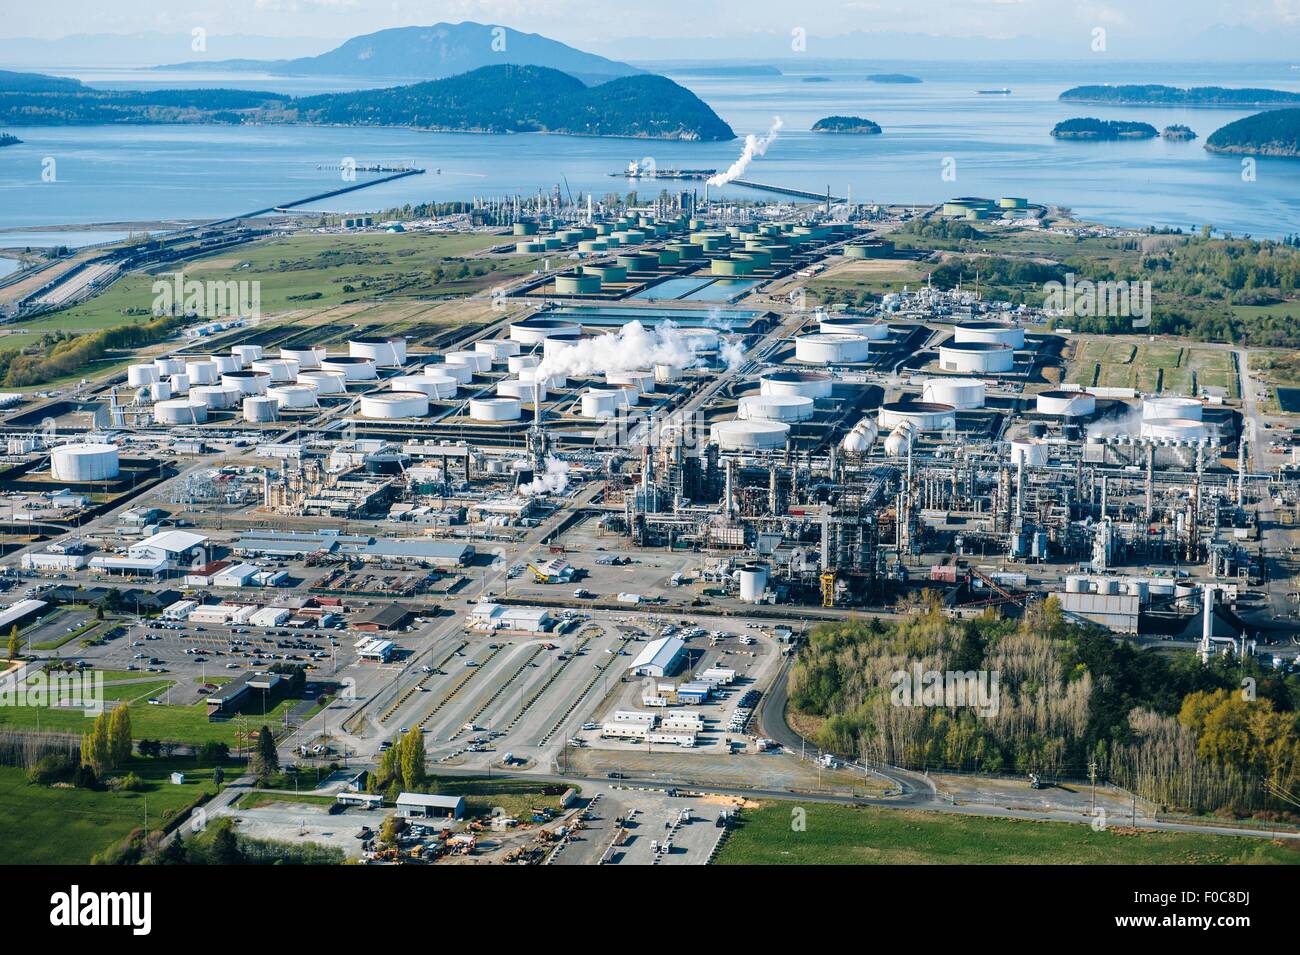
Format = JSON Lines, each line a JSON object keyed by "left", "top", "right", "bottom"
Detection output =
{"left": 321, "top": 356, "right": 378, "bottom": 381}
{"left": 154, "top": 357, "right": 186, "bottom": 377}
{"left": 1009, "top": 438, "right": 1049, "bottom": 467}
{"left": 127, "top": 364, "right": 160, "bottom": 387}
{"left": 759, "top": 371, "right": 833, "bottom": 399}
{"left": 1036, "top": 390, "right": 1096, "bottom": 417}
{"left": 606, "top": 370, "right": 656, "bottom": 395}
{"left": 923, "top": 377, "right": 985, "bottom": 410}
{"left": 737, "top": 394, "right": 815, "bottom": 422}
{"left": 509, "top": 318, "right": 582, "bottom": 345}
{"left": 954, "top": 321, "right": 1024, "bottom": 349}
{"left": 1142, "top": 396, "right": 1203, "bottom": 421}
{"left": 883, "top": 422, "right": 917, "bottom": 457}
{"left": 232, "top": 344, "right": 263, "bottom": 364}
{"left": 185, "top": 361, "right": 218, "bottom": 385}
{"left": 938, "top": 341, "right": 1014, "bottom": 374}
{"left": 349, "top": 336, "right": 407, "bottom": 368}
{"left": 149, "top": 380, "right": 173, "bottom": 402}
{"left": 222, "top": 370, "right": 270, "bottom": 396}
{"left": 819, "top": 316, "right": 890, "bottom": 340}
{"left": 654, "top": 363, "right": 683, "bottom": 384}
{"left": 1140, "top": 417, "right": 1212, "bottom": 442}
{"left": 251, "top": 358, "right": 298, "bottom": 383}
{"left": 190, "top": 386, "right": 239, "bottom": 410}
{"left": 281, "top": 345, "right": 325, "bottom": 370}
{"left": 507, "top": 354, "right": 540, "bottom": 375}
{"left": 498, "top": 378, "right": 548, "bottom": 402}
{"left": 469, "top": 397, "right": 522, "bottom": 421}
{"left": 840, "top": 418, "right": 879, "bottom": 453}
{"left": 267, "top": 385, "right": 317, "bottom": 409}
{"left": 389, "top": 375, "right": 454, "bottom": 400}
{"left": 475, "top": 339, "right": 521, "bottom": 362}
{"left": 210, "top": 355, "right": 241, "bottom": 374}
{"left": 1097, "top": 577, "right": 1121, "bottom": 596}
{"left": 582, "top": 389, "right": 621, "bottom": 419}
{"left": 360, "top": 392, "right": 429, "bottom": 419}
{"left": 710, "top": 419, "right": 790, "bottom": 451}
{"left": 433, "top": 361, "right": 474, "bottom": 385}
{"left": 297, "top": 370, "right": 346, "bottom": 395}
{"left": 243, "top": 395, "right": 279, "bottom": 422}
{"left": 168, "top": 373, "right": 190, "bottom": 395}
{"left": 795, "top": 333, "right": 870, "bottom": 364}
{"left": 154, "top": 398, "right": 209, "bottom": 425}
{"left": 878, "top": 401, "right": 956, "bottom": 432}
{"left": 737, "top": 563, "right": 770, "bottom": 603}
{"left": 51, "top": 443, "right": 119, "bottom": 481}
{"left": 1065, "top": 574, "right": 1089, "bottom": 594}
{"left": 446, "top": 351, "right": 492, "bottom": 373}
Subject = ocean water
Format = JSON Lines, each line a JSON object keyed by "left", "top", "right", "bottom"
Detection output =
{"left": 1, "top": 59, "right": 1298, "bottom": 236}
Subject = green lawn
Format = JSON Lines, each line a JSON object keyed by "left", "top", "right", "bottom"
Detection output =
{"left": 715, "top": 802, "right": 1300, "bottom": 865}
{"left": 239, "top": 790, "right": 336, "bottom": 809}
{"left": 0, "top": 760, "right": 229, "bottom": 864}
{"left": 1066, "top": 338, "right": 1237, "bottom": 396}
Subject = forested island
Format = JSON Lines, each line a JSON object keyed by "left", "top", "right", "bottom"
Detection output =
{"left": 0, "top": 132, "right": 20, "bottom": 147}
{"left": 0, "top": 65, "right": 736, "bottom": 141}
{"left": 1161, "top": 124, "right": 1197, "bottom": 140}
{"left": 1061, "top": 84, "right": 1300, "bottom": 107}
{"left": 1205, "top": 108, "right": 1300, "bottom": 157}
{"left": 866, "top": 73, "right": 921, "bottom": 84}
{"left": 673, "top": 65, "right": 782, "bottom": 77}
{"left": 1051, "top": 117, "right": 1158, "bottom": 140}
{"left": 812, "top": 115, "right": 882, "bottom": 134}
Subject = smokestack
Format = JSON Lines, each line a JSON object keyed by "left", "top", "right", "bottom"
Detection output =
{"left": 1199, "top": 584, "right": 1215, "bottom": 663}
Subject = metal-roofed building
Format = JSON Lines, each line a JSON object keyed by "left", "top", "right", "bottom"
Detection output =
{"left": 627, "top": 635, "right": 687, "bottom": 677}
{"left": 396, "top": 792, "right": 464, "bottom": 819}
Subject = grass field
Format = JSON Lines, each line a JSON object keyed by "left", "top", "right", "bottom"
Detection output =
{"left": 432, "top": 776, "right": 574, "bottom": 820}
{"left": 1065, "top": 337, "right": 1239, "bottom": 396}
{"left": 0, "top": 760, "right": 228, "bottom": 864}
{"left": 715, "top": 802, "right": 1300, "bottom": 864}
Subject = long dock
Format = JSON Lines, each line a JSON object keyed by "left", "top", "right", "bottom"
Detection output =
{"left": 731, "top": 179, "right": 844, "bottom": 202}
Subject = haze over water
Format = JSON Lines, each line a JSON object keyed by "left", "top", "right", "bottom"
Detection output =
{"left": 2, "top": 59, "right": 1299, "bottom": 238}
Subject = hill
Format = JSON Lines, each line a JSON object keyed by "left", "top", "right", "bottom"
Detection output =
{"left": 1061, "top": 85, "right": 1300, "bottom": 107}
{"left": 1051, "top": 117, "right": 1158, "bottom": 140}
{"left": 0, "top": 69, "right": 84, "bottom": 93}
{"left": 154, "top": 21, "right": 642, "bottom": 85}
{"left": 866, "top": 73, "right": 921, "bottom": 84}
{"left": 811, "top": 115, "right": 882, "bottom": 134}
{"left": 1206, "top": 108, "right": 1300, "bottom": 157}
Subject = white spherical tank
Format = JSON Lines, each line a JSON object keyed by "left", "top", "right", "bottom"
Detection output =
{"left": 497, "top": 378, "right": 548, "bottom": 402}
{"left": 232, "top": 344, "right": 263, "bottom": 364}
{"left": 878, "top": 401, "right": 956, "bottom": 432}
{"left": 759, "top": 371, "right": 833, "bottom": 399}
{"left": 222, "top": 370, "right": 270, "bottom": 396}
{"left": 154, "top": 398, "right": 209, "bottom": 424}
{"left": 190, "top": 386, "right": 239, "bottom": 410}
{"left": 1140, "top": 417, "right": 1212, "bottom": 442}
{"left": 954, "top": 322, "right": 1024, "bottom": 349}
{"left": 819, "top": 316, "right": 890, "bottom": 340}
{"left": 710, "top": 419, "right": 790, "bottom": 451}
{"left": 297, "top": 370, "right": 346, "bottom": 395}
{"left": 938, "top": 341, "right": 1014, "bottom": 374}
{"left": 1143, "top": 397, "right": 1203, "bottom": 421}
{"left": 280, "top": 345, "right": 324, "bottom": 370}
{"left": 51, "top": 443, "right": 119, "bottom": 481}
{"left": 841, "top": 418, "right": 879, "bottom": 454}
{"left": 581, "top": 389, "right": 620, "bottom": 419}
{"left": 1036, "top": 390, "right": 1096, "bottom": 417}
{"left": 321, "top": 356, "right": 378, "bottom": 381}
{"left": 923, "top": 377, "right": 985, "bottom": 410}
{"left": 360, "top": 392, "right": 429, "bottom": 419}
{"left": 185, "top": 361, "right": 218, "bottom": 385}
{"left": 243, "top": 395, "right": 279, "bottom": 422}
{"left": 349, "top": 336, "right": 407, "bottom": 368}
{"left": 507, "top": 354, "right": 540, "bottom": 375}
{"left": 475, "top": 339, "right": 520, "bottom": 362}
{"left": 267, "top": 385, "right": 317, "bottom": 409}
{"left": 737, "top": 563, "right": 770, "bottom": 603}
{"left": 509, "top": 319, "right": 582, "bottom": 345}
{"left": 469, "top": 397, "right": 522, "bottom": 421}
{"left": 149, "top": 380, "right": 173, "bottom": 402}
{"left": 883, "top": 422, "right": 916, "bottom": 457}
{"left": 1010, "top": 438, "right": 1049, "bottom": 467}
{"left": 127, "top": 364, "right": 160, "bottom": 387}
{"left": 154, "top": 357, "right": 186, "bottom": 376}
{"left": 737, "top": 394, "right": 815, "bottom": 422}
{"left": 795, "top": 333, "right": 870, "bottom": 363}
{"left": 251, "top": 358, "right": 298, "bottom": 383}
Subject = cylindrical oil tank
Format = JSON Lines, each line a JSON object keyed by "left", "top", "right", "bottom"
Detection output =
{"left": 210, "top": 355, "right": 241, "bottom": 374}
{"left": 446, "top": 351, "right": 491, "bottom": 373}
{"left": 1009, "top": 438, "right": 1049, "bottom": 467}
{"left": 267, "top": 385, "right": 317, "bottom": 409}
{"left": 360, "top": 392, "right": 428, "bottom": 419}
{"left": 1140, "top": 417, "right": 1212, "bottom": 442}
{"left": 710, "top": 419, "right": 790, "bottom": 451}
{"left": 878, "top": 401, "right": 956, "bottom": 432}
{"left": 497, "top": 378, "right": 548, "bottom": 402}
{"left": 51, "top": 443, "right": 119, "bottom": 481}
{"left": 475, "top": 339, "right": 521, "bottom": 362}
{"left": 508, "top": 354, "right": 540, "bottom": 374}
{"left": 654, "top": 363, "right": 683, "bottom": 384}
{"left": 923, "top": 377, "right": 986, "bottom": 410}
{"left": 737, "top": 564, "right": 769, "bottom": 603}
{"left": 297, "top": 370, "right": 346, "bottom": 395}
{"left": 1065, "top": 574, "right": 1089, "bottom": 594}
{"left": 818, "top": 315, "right": 890, "bottom": 340}
{"left": 222, "top": 370, "right": 270, "bottom": 396}
{"left": 364, "top": 452, "right": 410, "bottom": 475}
{"left": 611, "top": 383, "right": 640, "bottom": 407}
{"left": 606, "top": 370, "right": 655, "bottom": 395}
{"left": 1036, "top": 390, "right": 1096, "bottom": 417}
{"left": 281, "top": 345, "right": 324, "bottom": 369}
{"left": 581, "top": 389, "right": 621, "bottom": 419}
{"left": 232, "top": 344, "right": 263, "bottom": 364}
{"left": 321, "top": 356, "right": 378, "bottom": 381}
{"left": 509, "top": 318, "right": 582, "bottom": 345}
{"left": 1142, "top": 396, "right": 1202, "bottom": 421}
{"left": 185, "top": 361, "right": 218, "bottom": 385}
{"left": 243, "top": 395, "right": 279, "bottom": 422}
{"left": 389, "top": 375, "right": 453, "bottom": 400}
{"left": 127, "top": 364, "right": 160, "bottom": 387}
{"left": 434, "top": 361, "right": 474, "bottom": 385}
{"left": 1098, "top": 577, "right": 1121, "bottom": 596}
{"left": 251, "top": 358, "right": 298, "bottom": 383}
{"left": 954, "top": 321, "right": 1024, "bottom": 349}
{"left": 168, "top": 373, "right": 190, "bottom": 395}
{"left": 795, "top": 333, "right": 870, "bottom": 363}
{"left": 737, "top": 394, "right": 815, "bottom": 422}
{"left": 938, "top": 341, "right": 1014, "bottom": 374}
{"left": 190, "top": 386, "right": 239, "bottom": 410}
{"left": 759, "top": 370, "right": 833, "bottom": 399}
{"left": 469, "top": 397, "right": 522, "bottom": 421}
{"left": 154, "top": 398, "right": 209, "bottom": 425}
{"left": 149, "top": 380, "right": 173, "bottom": 402}
{"left": 349, "top": 336, "right": 407, "bottom": 368}
{"left": 154, "top": 357, "right": 186, "bottom": 377}
{"left": 555, "top": 274, "right": 602, "bottom": 295}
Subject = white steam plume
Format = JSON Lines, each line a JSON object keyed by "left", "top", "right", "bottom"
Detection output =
{"left": 539, "top": 320, "right": 713, "bottom": 378}
{"left": 519, "top": 456, "right": 569, "bottom": 496}
{"left": 707, "top": 116, "right": 784, "bottom": 187}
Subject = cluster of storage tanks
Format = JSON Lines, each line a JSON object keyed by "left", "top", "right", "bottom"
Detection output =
{"left": 839, "top": 416, "right": 880, "bottom": 454}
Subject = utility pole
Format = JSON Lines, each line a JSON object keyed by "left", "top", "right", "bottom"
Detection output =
{"left": 1089, "top": 758, "right": 1097, "bottom": 814}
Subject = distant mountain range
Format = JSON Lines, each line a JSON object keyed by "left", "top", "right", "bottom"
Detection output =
{"left": 153, "top": 22, "right": 643, "bottom": 85}
{"left": 0, "top": 64, "right": 734, "bottom": 141}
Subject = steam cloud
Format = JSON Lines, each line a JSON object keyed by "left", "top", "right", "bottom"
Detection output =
{"left": 519, "top": 456, "right": 570, "bottom": 496}
{"left": 707, "top": 116, "right": 784, "bottom": 187}
{"left": 537, "top": 320, "right": 743, "bottom": 379}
